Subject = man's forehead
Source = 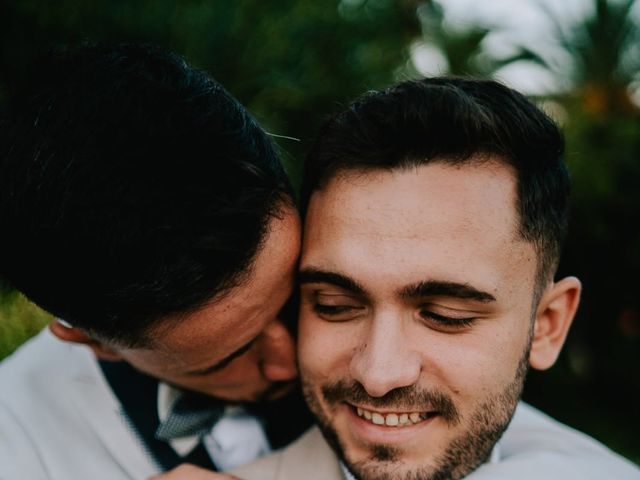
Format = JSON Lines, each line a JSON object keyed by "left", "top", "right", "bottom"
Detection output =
{"left": 306, "top": 161, "right": 520, "bottom": 241}
{"left": 132, "top": 291, "right": 279, "bottom": 368}
{"left": 146, "top": 207, "right": 300, "bottom": 348}
{"left": 302, "top": 160, "right": 536, "bottom": 301}
{"left": 139, "top": 304, "right": 261, "bottom": 357}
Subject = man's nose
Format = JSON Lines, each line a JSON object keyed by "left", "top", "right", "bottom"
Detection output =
{"left": 259, "top": 319, "right": 298, "bottom": 382}
{"left": 349, "top": 313, "right": 421, "bottom": 398}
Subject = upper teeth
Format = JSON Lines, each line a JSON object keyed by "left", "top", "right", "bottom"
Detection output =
{"left": 356, "top": 407, "right": 426, "bottom": 427}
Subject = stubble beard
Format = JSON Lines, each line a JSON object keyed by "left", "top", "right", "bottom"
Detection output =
{"left": 301, "top": 346, "right": 530, "bottom": 480}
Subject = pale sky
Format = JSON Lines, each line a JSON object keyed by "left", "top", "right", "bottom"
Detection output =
{"left": 412, "top": 0, "right": 640, "bottom": 95}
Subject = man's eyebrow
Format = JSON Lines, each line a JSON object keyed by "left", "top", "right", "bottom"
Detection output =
{"left": 399, "top": 280, "right": 496, "bottom": 303}
{"left": 298, "top": 268, "right": 366, "bottom": 295}
{"left": 187, "top": 337, "right": 258, "bottom": 376}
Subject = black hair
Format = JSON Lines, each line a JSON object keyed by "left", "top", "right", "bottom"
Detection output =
{"left": 302, "top": 77, "right": 569, "bottom": 291}
{"left": 0, "top": 44, "right": 293, "bottom": 346}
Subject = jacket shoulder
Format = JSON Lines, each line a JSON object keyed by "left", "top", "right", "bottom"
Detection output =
{"left": 487, "top": 402, "right": 640, "bottom": 479}
{"left": 232, "top": 427, "right": 344, "bottom": 480}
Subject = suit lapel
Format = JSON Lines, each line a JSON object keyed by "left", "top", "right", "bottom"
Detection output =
{"left": 68, "top": 346, "right": 159, "bottom": 479}
{"left": 99, "top": 360, "right": 219, "bottom": 471}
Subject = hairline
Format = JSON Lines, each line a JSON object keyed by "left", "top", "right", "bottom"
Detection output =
{"left": 309, "top": 153, "right": 556, "bottom": 306}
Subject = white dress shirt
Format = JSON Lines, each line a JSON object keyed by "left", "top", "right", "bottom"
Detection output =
{"left": 157, "top": 383, "right": 271, "bottom": 471}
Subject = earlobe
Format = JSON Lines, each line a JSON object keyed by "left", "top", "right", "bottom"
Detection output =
{"left": 49, "top": 320, "right": 123, "bottom": 361}
{"left": 529, "top": 276, "right": 581, "bottom": 371}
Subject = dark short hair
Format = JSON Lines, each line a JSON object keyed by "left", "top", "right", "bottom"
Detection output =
{"left": 302, "top": 77, "right": 569, "bottom": 291}
{"left": 0, "top": 44, "right": 293, "bottom": 346}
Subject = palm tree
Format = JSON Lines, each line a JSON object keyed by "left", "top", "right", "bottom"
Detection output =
{"left": 412, "top": 0, "right": 545, "bottom": 77}
{"left": 537, "top": 0, "right": 640, "bottom": 116}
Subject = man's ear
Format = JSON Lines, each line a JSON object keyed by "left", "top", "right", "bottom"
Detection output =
{"left": 49, "top": 320, "right": 123, "bottom": 361}
{"left": 529, "top": 276, "right": 581, "bottom": 371}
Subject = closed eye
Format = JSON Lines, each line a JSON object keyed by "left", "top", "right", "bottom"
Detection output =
{"left": 313, "top": 304, "right": 361, "bottom": 316}
{"left": 420, "top": 309, "right": 476, "bottom": 329}
{"left": 310, "top": 292, "right": 366, "bottom": 322}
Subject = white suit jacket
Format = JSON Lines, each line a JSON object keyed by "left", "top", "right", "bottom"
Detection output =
{"left": 0, "top": 329, "right": 159, "bottom": 480}
{"left": 233, "top": 404, "right": 640, "bottom": 480}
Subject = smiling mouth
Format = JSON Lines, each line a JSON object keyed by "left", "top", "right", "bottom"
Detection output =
{"left": 352, "top": 405, "right": 439, "bottom": 427}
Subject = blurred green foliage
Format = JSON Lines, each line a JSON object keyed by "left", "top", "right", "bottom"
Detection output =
{"left": 523, "top": 0, "right": 640, "bottom": 464}
{"left": 0, "top": 289, "right": 51, "bottom": 360}
{"left": 0, "top": 0, "right": 638, "bottom": 464}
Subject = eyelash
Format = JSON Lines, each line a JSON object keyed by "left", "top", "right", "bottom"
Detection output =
{"left": 313, "top": 302, "right": 475, "bottom": 329}
{"left": 313, "top": 304, "right": 358, "bottom": 316}
{"left": 420, "top": 310, "right": 475, "bottom": 328}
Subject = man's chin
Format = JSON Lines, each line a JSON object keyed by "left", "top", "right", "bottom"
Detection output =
{"left": 339, "top": 445, "right": 476, "bottom": 480}
{"left": 344, "top": 459, "right": 431, "bottom": 480}
{"left": 324, "top": 427, "right": 442, "bottom": 480}
{"left": 332, "top": 437, "right": 443, "bottom": 480}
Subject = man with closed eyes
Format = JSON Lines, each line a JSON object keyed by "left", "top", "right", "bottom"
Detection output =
{"left": 161, "top": 77, "right": 640, "bottom": 480}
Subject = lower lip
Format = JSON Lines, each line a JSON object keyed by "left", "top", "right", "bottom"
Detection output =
{"left": 345, "top": 404, "right": 438, "bottom": 445}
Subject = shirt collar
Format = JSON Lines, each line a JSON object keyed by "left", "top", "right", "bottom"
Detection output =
{"left": 157, "top": 382, "right": 272, "bottom": 468}
{"left": 157, "top": 382, "right": 201, "bottom": 455}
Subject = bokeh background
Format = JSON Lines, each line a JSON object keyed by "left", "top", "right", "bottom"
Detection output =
{"left": 0, "top": 0, "right": 638, "bottom": 464}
